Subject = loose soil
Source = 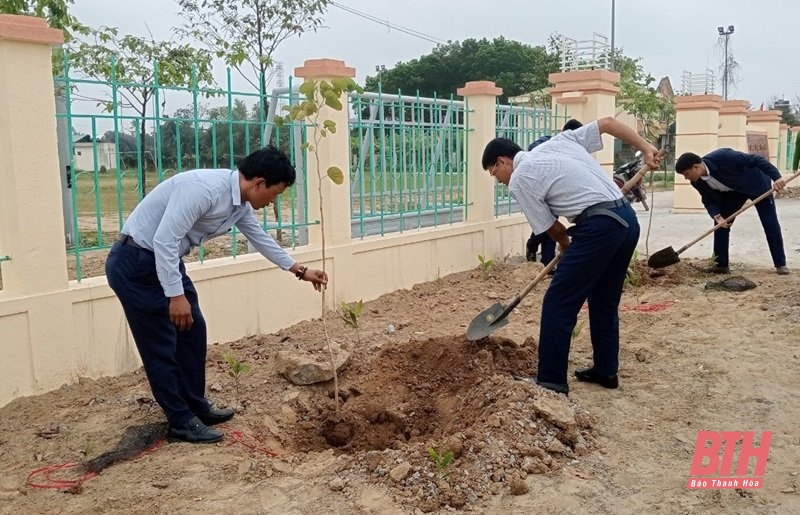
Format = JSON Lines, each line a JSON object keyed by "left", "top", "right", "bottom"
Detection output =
{"left": 1, "top": 258, "right": 799, "bottom": 514}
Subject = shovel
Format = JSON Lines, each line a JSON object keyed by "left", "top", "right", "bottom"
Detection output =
{"left": 648, "top": 171, "right": 800, "bottom": 269}
{"left": 467, "top": 254, "right": 562, "bottom": 341}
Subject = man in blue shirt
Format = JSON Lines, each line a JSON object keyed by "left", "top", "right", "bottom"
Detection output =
{"left": 105, "top": 146, "right": 327, "bottom": 443}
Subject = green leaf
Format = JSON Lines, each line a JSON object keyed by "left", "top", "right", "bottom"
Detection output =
{"left": 299, "top": 79, "right": 316, "bottom": 98}
{"left": 327, "top": 166, "right": 345, "bottom": 185}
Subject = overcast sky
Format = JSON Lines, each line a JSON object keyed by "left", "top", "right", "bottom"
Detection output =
{"left": 68, "top": 0, "right": 796, "bottom": 110}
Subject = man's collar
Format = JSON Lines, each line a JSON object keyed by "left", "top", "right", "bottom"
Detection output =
{"left": 231, "top": 170, "right": 242, "bottom": 206}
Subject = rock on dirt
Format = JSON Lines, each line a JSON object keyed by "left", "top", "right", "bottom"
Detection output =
{"left": 275, "top": 347, "right": 351, "bottom": 385}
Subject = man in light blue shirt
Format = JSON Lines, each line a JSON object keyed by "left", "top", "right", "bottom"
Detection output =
{"left": 106, "top": 146, "right": 327, "bottom": 443}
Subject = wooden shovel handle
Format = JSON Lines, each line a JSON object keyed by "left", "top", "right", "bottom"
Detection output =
{"left": 498, "top": 253, "right": 562, "bottom": 319}
{"left": 676, "top": 171, "right": 800, "bottom": 255}
{"left": 621, "top": 163, "right": 650, "bottom": 193}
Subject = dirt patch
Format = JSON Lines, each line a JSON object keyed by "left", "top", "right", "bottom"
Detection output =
{"left": 1, "top": 258, "right": 799, "bottom": 514}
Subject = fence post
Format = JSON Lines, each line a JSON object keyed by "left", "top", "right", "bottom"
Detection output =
{"left": 0, "top": 15, "right": 68, "bottom": 294}
{"left": 779, "top": 123, "right": 789, "bottom": 174}
{"left": 673, "top": 94, "right": 722, "bottom": 212}
{"left": 293, "top": 59, "right": 355, "bottom": 247}
{"left": 458, "top": 81, "right": 502, "bottom": 223}
{"left": 747, "top": 110, "right": 783, "bottom": 169}
{"left": 549, "top": 70, "right": 620, "bottom": 172}
{"left": 718, "top": 100, "right": 749, "bottom": 152}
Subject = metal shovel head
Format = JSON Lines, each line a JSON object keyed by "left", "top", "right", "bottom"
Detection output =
{"left": 467, "top": 302, "right": 510, "bottom": 341}
{"left": 647, "top": 246, "right": 680, "bottom": 269}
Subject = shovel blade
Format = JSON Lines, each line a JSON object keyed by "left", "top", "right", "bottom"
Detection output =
{"left": 467, "top": 302, "right": 510, "bottom": 341}
{"left": 647, "top": 246, "right": 680, "bottom": 269}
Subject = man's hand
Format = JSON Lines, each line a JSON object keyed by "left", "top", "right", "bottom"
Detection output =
{"left": 169, "top": 295, "right": 193, "bottom": 331}
{"left": 641, "top": 146, "right": 666, "bottom": 171}
{"left": 773, "top": 178, "right": 787, "bottom": 191}
{"left": 302, "top": 268, "right": 328, "bottom": 291}
{"left": 713, "top": 214, "right": 732, "bottom": 228}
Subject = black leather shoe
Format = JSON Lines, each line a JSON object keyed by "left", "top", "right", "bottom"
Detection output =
{"left": 704, "top": 266, "right": 730, "bottom": 274}
{"left": 574, "top": 367, "right": 619, "bottom": 389}
{"left": 197, "top": 406, "right": 234, "bottom": 426}
{"left": 168, "top": 416, "right": 224, "bottom": 443}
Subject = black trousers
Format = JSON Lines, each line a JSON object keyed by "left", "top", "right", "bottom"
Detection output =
{"left": 537, "top": 204, "right": 639, "bottom": 386}
{"left": 526, "top": 231, "right": 556, "bottom": 265}
{"left": 105, "top": 241, "right": 210, "bottom": 426}
{"left": 712, "top": 192, "right": 785, "bottom": 268}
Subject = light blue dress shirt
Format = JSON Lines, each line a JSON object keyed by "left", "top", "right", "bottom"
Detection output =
{"left": 121, "top": 168, "right": 296, "bottom": 297}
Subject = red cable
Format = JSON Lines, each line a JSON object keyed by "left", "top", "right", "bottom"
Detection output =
{"left": 25, "top": 426, "right": 278, "bottom": 491}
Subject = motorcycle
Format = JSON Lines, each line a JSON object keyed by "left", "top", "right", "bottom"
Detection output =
{"left": 613, "top": 150, "right": 649, "bottom": 211}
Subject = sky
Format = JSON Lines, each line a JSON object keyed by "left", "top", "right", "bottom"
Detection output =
{"left": 67, "top": 0, "right": 798, "bottom": 113}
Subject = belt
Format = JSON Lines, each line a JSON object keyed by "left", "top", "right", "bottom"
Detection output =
{"left": 574, "top": 198, "right": 630, "bottom": 227}
{"left": 118, "top": 234, "right": 148, "bottom": 251}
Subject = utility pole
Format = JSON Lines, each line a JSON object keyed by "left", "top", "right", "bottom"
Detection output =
{"left": 717, "top": 25, "right": 734, "bottom": 100}
{"left": 610, "top": 0, "right": 616, "bottom": 70}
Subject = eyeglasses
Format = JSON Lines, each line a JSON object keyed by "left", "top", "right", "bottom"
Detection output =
{"left": 489, "top": 159, "right": 501, "bottom": 176}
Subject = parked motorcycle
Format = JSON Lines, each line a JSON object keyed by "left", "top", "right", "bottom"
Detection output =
{"left": 613, "top": 150, "right": 649, "bottom": 211}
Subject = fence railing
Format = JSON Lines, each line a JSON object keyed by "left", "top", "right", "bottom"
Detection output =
{"left": 494, "top": 103, "right": 571, "bottom": 216}
{"left": 348, "top": 89, "right": 468, "bottom": 237}
{"left": 54, "top": 54, "right": 571, "bottom": 279}
{"left": 54, "top": 55, "right": 310, "bottom": 281}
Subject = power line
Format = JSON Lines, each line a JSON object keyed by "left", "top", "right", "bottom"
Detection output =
{"left": 330, "top": 1, "right": 446, "bottom": 45}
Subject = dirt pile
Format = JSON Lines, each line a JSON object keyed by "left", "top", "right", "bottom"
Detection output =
{"left": 275, "top": 336, "right": 596, "bottom": 512}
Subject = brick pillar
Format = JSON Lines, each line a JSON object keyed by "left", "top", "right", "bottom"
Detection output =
{"left": 778, "top": 123, "right": 790, "bottom": 174}
{"left": 718, "top": 100, "right": 749, "bottom": 152}
{"left": 747, "top": 110, "right": 782, "bottom": 168}
{"left": 457, "top": 81, "right": 503, "bottom": 223}
{"left": 549, "top": 70, "right": 620, "bottom": 172}
{"left": 0, "top": 16, "right": 67, "bottom": 294}
{"left": 293, "top": 58, "right": 355, "bottom": 247}
{"left": 673, "top": 94, "right": 722, "bottom": 211}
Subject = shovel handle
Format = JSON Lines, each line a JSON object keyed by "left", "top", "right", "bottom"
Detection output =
{"left": 676, "top": 171, "right": 800, "bottom": 255}
{"left": 498, "top": 253, "right": 562, "bottom": 319}
{"left": 621, "top": 163, "right": 650, "bottom": 193}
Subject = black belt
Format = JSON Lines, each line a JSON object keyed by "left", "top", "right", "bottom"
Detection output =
{"left": 574, "top": 198, "right": 630, "bottom": 227}
{"left": 118, "top": 234, "right": 148, "bottom": 251}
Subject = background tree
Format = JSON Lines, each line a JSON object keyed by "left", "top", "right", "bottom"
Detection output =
{"left": 363, "top": 37, "right": 560, "bottom": 103}
{"left": 609, "top": 49, "right": 674, "bottom": 142}
{"left": 178, "top": 0, "right": 330, "bottom": 109}
{"left": 71, "top": 28, "right": 215, "bottom": 195}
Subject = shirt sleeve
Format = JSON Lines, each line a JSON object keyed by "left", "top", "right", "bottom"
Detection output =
{"left": 510, "top": 174, "right": 556, "bottom": 235}
{"left": 153, "top": 181, "right": 215, "bottom": 297}
{"left": 234, "top": 208, "right": 297, "bottom": 270}
{"left": 560, "top": 120, "right": 603, "bottom": 154}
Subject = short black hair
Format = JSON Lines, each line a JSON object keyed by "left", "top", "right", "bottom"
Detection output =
{"left": 482, "top": 138, "right": 522, "bottom": 169}
{"left": 237, "top": 146, "right": 296, "bottom": 186}
{"left": 562, "top": 119, "right": 583, "bottom": 131}
{"left": 675, "top": 152, "right": 702, "bottom": 173}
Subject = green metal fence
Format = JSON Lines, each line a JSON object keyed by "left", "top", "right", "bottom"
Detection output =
{"left": 494, "top": 103, "right": 570, "bottom": 216}
{"left": 348, "top": 88, "right": 468, "bottom": 237}
{"left": 55, "top": 54, "right": 310, "bottom": 281}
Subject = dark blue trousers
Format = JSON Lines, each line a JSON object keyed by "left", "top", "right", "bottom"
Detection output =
{"left": 537, "top": 204, "right": 640, "bottom": 386}
{"left": 105, "top": 241, "right": 210, "bottom": 426}
{"left": 527, "top": 231, "right": 556, "bottom": 266}
{"left": 712, "top": 192, "right": 785, "bottom": 268}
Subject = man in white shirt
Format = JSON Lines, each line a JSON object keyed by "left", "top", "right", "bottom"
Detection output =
{"left": 106, "top": 146, "right": 327, "bottom": 443}
{"left": 482, "top": 117, "right": 662, "bottom": 395}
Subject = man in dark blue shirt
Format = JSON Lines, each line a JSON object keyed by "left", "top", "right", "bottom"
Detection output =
{"left": 675, "top": 149, "right": 789, "bottom": 275}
